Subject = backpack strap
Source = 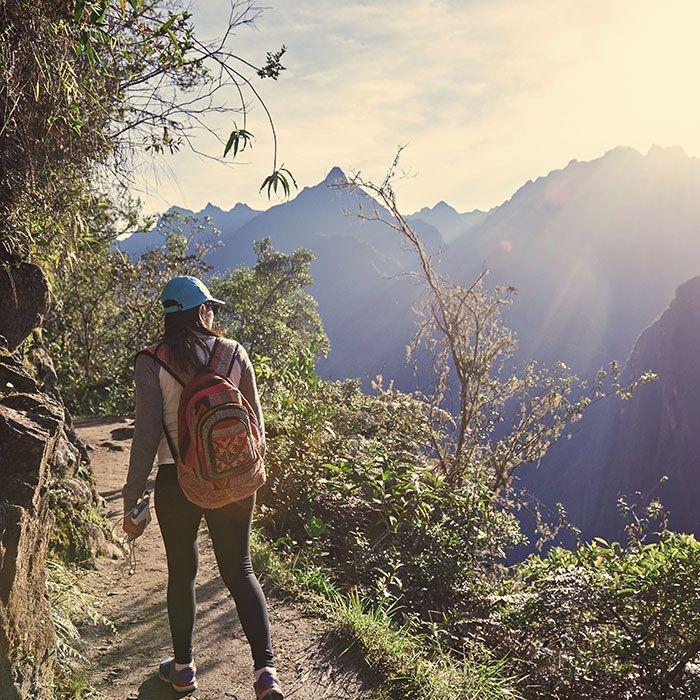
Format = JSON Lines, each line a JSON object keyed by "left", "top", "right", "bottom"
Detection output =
{"left": 206, "top": 337, "right": 221, "bottom": 371}
{"left": 160, "top": 418, "right": 180, "bottom": 464}
{"left": 136, "top": 342, "right": 182, "bottom": 462}
{"left": 137, "top": 342, "right": 186, "bottom": 386}
{"left": 207, "top": 338, "right": 241, "bottom": 380}
{"left": 226, "top": 342, "right": 241, "bottom": 379}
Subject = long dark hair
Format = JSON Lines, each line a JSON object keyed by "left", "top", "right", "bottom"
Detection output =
{"left": 162, "top": 305, "right": 223, "bottom": 375}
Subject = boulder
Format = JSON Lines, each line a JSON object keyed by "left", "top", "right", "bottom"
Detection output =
{"left": 0, "top": 263, "right": 49, "bottom": 353}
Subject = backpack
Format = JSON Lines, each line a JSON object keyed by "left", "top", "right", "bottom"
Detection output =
{"left": 138, "top": 337, "right": 266, "bottom": 508}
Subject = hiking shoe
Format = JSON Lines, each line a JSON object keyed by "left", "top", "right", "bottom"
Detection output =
{"left": 158, "top": 657, "right": 197, "bottom": 693}
{"left": 254, "top": 669, "right": 283, "bottom": 699}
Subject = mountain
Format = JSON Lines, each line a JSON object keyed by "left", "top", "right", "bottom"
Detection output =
{"left": 204, "top": 167, "right": 445, "bottom": 384}
{"left": 408, "top": 201, "right": 488, "bottom": 242}
{"left": 115, "top": 169, "right": 443, "bottom": 387}
{"left": 116, "top": 202, "right": 261, "bottom": 258}
{"left": 211, "top": 167, "right": 443, "bottom": 270}
{"left": 312, "top": 146, "right": 700, "bottom": 398}
{"left": 600, "top": 275, "right": 700, "bottom": 536}
{"left": 442, "top": 145, "right": 700, "bottom": 375}
{"left": 520, "top": 276, "right": 700, "bottom": 540}
{"left": 120, "top": 149, "right": 700, "bottom": 402}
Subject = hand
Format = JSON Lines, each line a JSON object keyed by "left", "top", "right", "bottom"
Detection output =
{"left": 122, "top": 513, "right": 147, "bottom": 541}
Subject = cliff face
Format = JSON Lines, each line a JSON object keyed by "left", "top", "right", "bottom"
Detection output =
{"left": 518, "top": 275, "right": 700, "bottom": 543}
{"left": 0, "top": 263, "right": 50, "bottom": 352}
{"left": 594, "top": 275, "right": 700, "bottom": 536}
{"left": 0, "top": 338, "right": 105, "bottom": 698}
{"left": 0, "top": 349, "right": 61, "bottom": 698}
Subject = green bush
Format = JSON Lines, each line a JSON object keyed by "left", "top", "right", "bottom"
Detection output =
{"left": 491, "top": 533, "right": 700, "bottom": 699}
{"left": 258, "top": 346, "right": 523, "bottom": 638}
{"left": 256, "top": 338, "right": 699, "bottom": 698}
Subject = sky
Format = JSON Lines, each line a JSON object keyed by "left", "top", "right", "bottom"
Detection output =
{"left": 136, "top": 0, "right": 700, "bottom": 216}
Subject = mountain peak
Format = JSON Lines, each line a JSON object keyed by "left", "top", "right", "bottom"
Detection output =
{"left": 673, "top": 274, "right": 700, "bottom": 305}
{"left": 647, "top": 144, "right": 687, "bottom": 160}
{"left": 324, "top": 166, "right": 348, "bottom": 185}
{"left": 433, "top": 200, "right": 456, "bottom": 213}
{"left": 228, "top": 202, "right": 254, "bottom": 213}
{"left": 605, "top": 145, "right": 640, "bottom": 156}
{"left": 202, "top": 202, "right": 224, "bottom": 215}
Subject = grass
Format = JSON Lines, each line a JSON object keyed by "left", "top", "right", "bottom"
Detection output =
{"left": 46, "top": 558, "right": 113, "bottom": 699}
{"left": 53, "top": 670, "right": 98, "bottom": 700}
{"left": 251, "top": 532, "right": 520, "bottom": 700}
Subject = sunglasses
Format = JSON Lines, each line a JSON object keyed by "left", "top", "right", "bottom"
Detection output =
{"left": 205, "top": 302, "right": 220, "bottom": 317}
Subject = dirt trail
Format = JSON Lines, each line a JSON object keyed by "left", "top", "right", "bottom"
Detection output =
{"left": 74, "top": 418, "right": 378, "bottom": 700}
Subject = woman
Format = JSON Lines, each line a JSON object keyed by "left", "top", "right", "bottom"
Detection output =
{"left": 121, "top": 275, "right": 283, "bottom": 699}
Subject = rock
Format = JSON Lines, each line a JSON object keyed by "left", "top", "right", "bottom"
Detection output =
{"left": 110, "top": 426, "right": 135, "bottom": 441}
{"left": 27, "top": 329, "right": 91, "bottom": 467}
{"left": 0, "top": 348, "right": 109, "bottom": 697}
{"left": 50, "top": 430, "right": 82, "bottom": 476}
{"left": 0, "top": 352, "right": 60, "bottom": 698}
{"left": 55, "top": 477, "right": 93, "bottom": 504}
{"left": 26, "top": 331, "right": 60, "bottom": 403}
{"left": 0, "top": 263, "right": 49, "bottom": 352}
{"left": 0, "top": 355, "right": 38, "bottom": 394}
{"left": 100, "top": 441, "right": 125, "bottom": 452}
{"left": 85, "top": 521, "right": 123, "bottom": 560}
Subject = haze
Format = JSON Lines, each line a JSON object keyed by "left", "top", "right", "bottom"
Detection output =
{"left": 139, "top": 0, "right": 700, "bottom": 215}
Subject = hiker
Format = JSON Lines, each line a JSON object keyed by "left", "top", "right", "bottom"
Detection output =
{"left": 120, "top": 275, "right": 283, "bottom": 699}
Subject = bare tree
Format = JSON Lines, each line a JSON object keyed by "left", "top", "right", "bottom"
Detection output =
{"left": 336, "top": 149, "right": 655, "bottom": 503}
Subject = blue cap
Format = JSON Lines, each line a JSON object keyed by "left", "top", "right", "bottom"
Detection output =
{"left": 160, "top": 276, "right": 226, "bottom": 314}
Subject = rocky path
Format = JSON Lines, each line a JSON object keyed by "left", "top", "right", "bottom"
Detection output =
{"left": 74, "top": 417, "right": 379, "bottom": 700}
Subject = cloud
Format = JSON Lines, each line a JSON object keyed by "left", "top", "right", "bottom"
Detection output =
{"left": 137, "top": 0, "right": 700, "bottom": 216}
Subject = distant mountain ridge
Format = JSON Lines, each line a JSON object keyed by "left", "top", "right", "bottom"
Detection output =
{"left": 119, "top": 146, "right": 700, "bottom": 393}
{"left": 117, "top": 167, "right": 444, "bottom": 383}
{"left": 117, "top": 202, "right": 261, "bottom": 258}
{"left": 408, "top": 201, "right": 488, "bottom": 242}
{"left": 445, "top": 144, "right": 700, "bottom": 373}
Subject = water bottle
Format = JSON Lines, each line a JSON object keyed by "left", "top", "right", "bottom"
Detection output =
{"left": 128, "top": 491, "right": 151, "bottom": 537}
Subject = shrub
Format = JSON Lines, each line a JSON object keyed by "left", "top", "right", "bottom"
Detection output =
{"left": 490, "top": 533, "right": 700, "bottom": 699}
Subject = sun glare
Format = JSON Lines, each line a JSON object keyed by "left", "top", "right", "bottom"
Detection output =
{"left": 605, "top": 2, "right": 700, "bottom": 143}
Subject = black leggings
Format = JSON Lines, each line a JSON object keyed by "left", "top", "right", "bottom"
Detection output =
{"left": 154, "top": 466, "right": 274, "bottom": 671}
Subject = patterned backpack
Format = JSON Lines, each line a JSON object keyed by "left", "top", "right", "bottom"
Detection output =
{"left": 139, "top": 338, "right": 266, "bottom": 508}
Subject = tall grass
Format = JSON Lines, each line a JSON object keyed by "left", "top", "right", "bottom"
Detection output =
{"left": 251, "top": 532, "right": 520, "bottom": 700}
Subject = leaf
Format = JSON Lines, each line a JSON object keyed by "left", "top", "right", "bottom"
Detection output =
{"left": 259, "top": 167, "right": 298, "bottom": 200}
{"left": 166, "top": 28, "right": 181, "bottom": 55}
{"left": 89, "top": 0, "right": 109, "bottom": 24}
{"left": 159, "top": 15, "right": 178, "bottom": 34}
{"left": 223, "top": 127, "right": 254, "bottom": 158}
{"left": 223, "top": 131, "right": 237, "bottom": 158}
{"left": 279, "top": 166, "right": 298, "bottom": 190}
{"left": 74, "top": 0, "right": 85, "bottom": 24}
{"left": 85, "top": 36, "right": 97, "bottom": 64}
